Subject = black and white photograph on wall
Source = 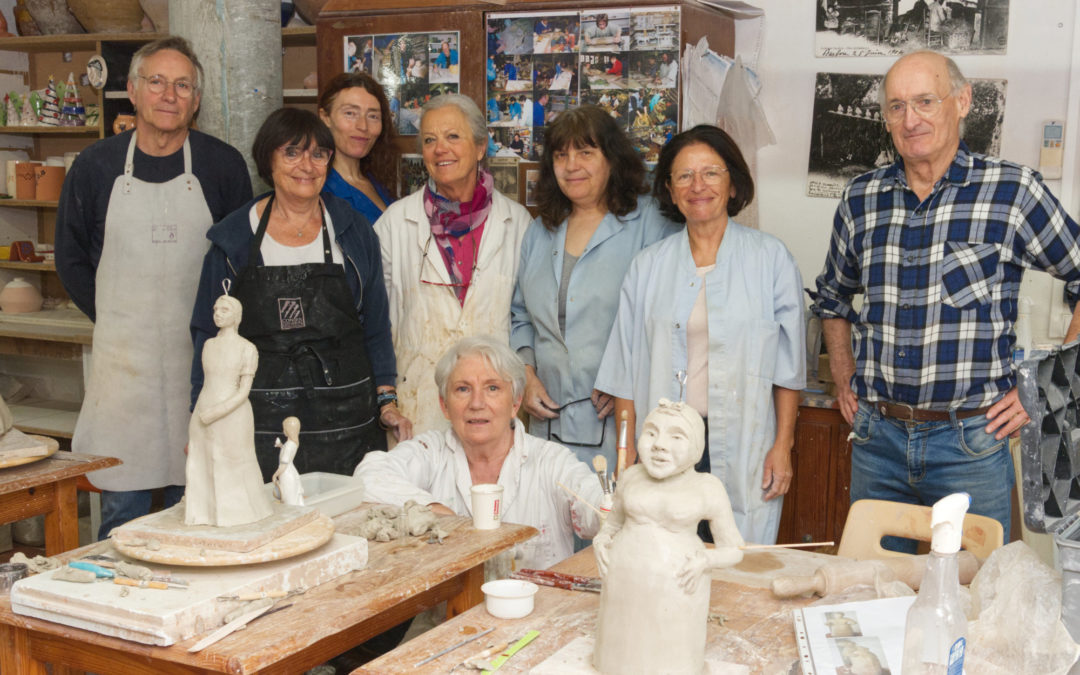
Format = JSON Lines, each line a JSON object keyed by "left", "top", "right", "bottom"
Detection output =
{"left": 630, "top": 7, "right": 680, "bottom": 51}
{"left": 806, "top": 72, "right": 1006, "bottom": 198}
{"left": 399, "top": 154, "right": 428, "bottom": 197}
{"left": 490, "top": 157, "right": 520, "bottom": 201}
{"left": 581, "top": 11, "right": 630, "bottom": 52}
{"left": 815, "top": 0, "right": 1010, "bottom": 57}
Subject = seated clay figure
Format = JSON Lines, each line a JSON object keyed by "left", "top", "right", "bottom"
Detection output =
{"left": 593, "top": 398, "right": 744, "bottom": 675}
{"left": 273, "top": 416, "right": 305, "bottom": 506}
{"left": 184, "top": 295, "right": 273, "bottom": 527}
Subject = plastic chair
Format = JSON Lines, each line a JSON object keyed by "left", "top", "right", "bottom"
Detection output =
{"left": 837, "top": 499, "right": 1004, "bottom": 561}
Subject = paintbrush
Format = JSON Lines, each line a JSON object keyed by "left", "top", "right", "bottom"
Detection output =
{"left": 592, "top": 455, "right": 610, "bottom": 494}
{"left": 616, "top": 410, "right": 628, "bottom": 478}
{"left": 556, "top": 481, "right": 604, "bottom": 516}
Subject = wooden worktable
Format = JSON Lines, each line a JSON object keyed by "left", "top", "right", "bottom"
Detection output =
{"left": 355, "top": 546, "right": 835, "bottom": 674}
{"left": 0, "top": 450, "right": 120, "bottom": 555}
{"left": 0, "top": 513, "right": 536, "bottom": 674}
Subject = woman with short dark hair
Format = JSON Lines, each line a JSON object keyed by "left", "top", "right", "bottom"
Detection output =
{"left": 511, "top": 105, "right": 677, "bottom": 468}
{"left": 191, "top": 107, "right": 409, "bottom": 482}
{"left": 596, "top": 124, "right": 806, "bottom": 544}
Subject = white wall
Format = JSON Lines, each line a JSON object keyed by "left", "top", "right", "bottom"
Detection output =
{"left": 752, "top": 0, "right": 1080, "bottom": 345}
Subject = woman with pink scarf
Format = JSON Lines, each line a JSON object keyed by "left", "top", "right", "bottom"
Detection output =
{"left": 374, "top": 94, "right": 531, "bottom": 435}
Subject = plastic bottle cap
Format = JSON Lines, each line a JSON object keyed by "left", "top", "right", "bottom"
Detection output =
{"left": 930, "top": 492, "right": 971, "bottom": 553}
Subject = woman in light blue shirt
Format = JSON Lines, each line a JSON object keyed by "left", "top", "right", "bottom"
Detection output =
{"left": 595, "top": 125, "right": 806, "bottom": 544}
{"left": 511, "top": 105, "right": 678, "bottom": 468}
{"left": 318, "top": 73, "right": 398, "bottom": 225}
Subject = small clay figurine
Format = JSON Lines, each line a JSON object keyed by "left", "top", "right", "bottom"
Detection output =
{"left": 592, "top": 398, "right": 744, "bottom": 675}
{"left": 272, "top": 416, "right": 305, "bottom": 506}
{"left": 184, "top": 294, "right": 273, "bottom": 527}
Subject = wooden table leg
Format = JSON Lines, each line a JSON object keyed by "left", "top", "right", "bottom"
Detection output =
{"left": 43, "top": 477, "right": 80, "bottom": 555}
{"left": 0, "top": 623, "right": 49, "bottom": 675}
{"left": 445, "top": 563, "right": 485, "bottom": 620}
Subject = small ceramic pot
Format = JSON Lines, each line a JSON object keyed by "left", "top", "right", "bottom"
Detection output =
{"left": 481, "top": 579, "right": 538, "bottom": 619}
{"left": 112, "top": 114, "right": 135, "bottom": 135}
{"left": 0, "top": 278, "right": 43, "bottom": 313}
{"left": 34, "top": 165, "right": 64, "bottom": 201}
{"left": 14, "top": 161, "right": 40, "bottom": 200}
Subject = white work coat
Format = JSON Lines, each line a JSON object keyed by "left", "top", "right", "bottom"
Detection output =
{"left": 354, "top": 422, "right": 605, "bottom": 570}
{"left": 595, "top": 223, "right": 806, "bottom": 543}
{"left": 374, "top": 189, "right": 530, "bottom": 435}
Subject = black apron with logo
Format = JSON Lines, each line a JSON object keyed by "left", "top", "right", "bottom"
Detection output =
{"left": 233, "top": 194, "right": 385, "bottom": 482}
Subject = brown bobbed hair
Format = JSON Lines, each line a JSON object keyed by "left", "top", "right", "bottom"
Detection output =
{"left": 252, "top": 107, "right": 335, "bottom": 187}
{"left": 652, "top": 124, "right": 754, "bottom": 223}
{"left": 535, "top": 105, "right": 647, "bottom": 230}
{"left": 318, "top": 72, "right": 400, "bottom": 200}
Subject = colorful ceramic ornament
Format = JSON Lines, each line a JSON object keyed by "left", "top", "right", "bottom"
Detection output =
{"left": 59, "top": 72, "right": 85, "bottom": 126}
{"left": 38, "top": 76, "right": 60, "bottom": 126}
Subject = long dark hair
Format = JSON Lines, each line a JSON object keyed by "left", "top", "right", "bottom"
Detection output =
{"left": 535, "top": 105, "right": 646, "bottom": 230}
{"left": 318, "top": 72, "right": 400, "bottom": 199}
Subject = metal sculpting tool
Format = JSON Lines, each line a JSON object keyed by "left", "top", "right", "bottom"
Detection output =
{"left": 413, "top": 626, "right": 495, "bottom": 667}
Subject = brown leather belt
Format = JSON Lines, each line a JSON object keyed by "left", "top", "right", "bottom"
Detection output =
{"left": 873, "top": 401, "right": 991, "bottom": 422}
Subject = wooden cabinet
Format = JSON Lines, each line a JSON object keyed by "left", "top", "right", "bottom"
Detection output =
{"left": 777, "top": 405, "right": 852, "bottom": 546}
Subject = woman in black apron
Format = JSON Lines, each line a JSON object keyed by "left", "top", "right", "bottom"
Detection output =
{"left": 190, "top": 108, "right": 412, "bottom": 482}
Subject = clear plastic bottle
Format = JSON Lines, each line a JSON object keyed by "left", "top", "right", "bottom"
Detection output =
{"left": 901, "top": 493, "right": 970, "bottom": 675}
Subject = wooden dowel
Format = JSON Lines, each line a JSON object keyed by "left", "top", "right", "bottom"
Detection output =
{"left": 740, "top": 541, "right": 834, "bottom": 550}
{"left": 556, "top": 482, "right": 605, "bottom": 516}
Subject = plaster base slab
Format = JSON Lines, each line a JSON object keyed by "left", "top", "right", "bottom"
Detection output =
{"left": 111, "top": 501, "right": 319, "bottom": 553}
{"left": 11, "top": 534, "right": 367, "bottom": 646}
{"left": 0, "top": 434, "right": 57, "bottom": 469}
{"left": 112, "top": 512, "right": 335, "bottom": 566}
{"left": 530, "top": 636, "right": 750, "bottom": 675}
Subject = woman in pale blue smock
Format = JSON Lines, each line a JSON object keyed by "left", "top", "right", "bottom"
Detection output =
{"left": 511, "top": 105, "right": 677, "bottom": 469}
{"left": 595, "top": 125, "right": 806, "bottom": 544}
{"left": 318, "top": 73, "right": 398, "bottom": 224}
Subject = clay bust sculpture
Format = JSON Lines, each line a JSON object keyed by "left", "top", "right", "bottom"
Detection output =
{"left": 593, "top": 398, "right": 744, "bottom": 675}
{"left": 184, "top": 295, "right": 273, "bottom": 527}
{"left": 273, "top": 416, "right": 305, "bottom": 506}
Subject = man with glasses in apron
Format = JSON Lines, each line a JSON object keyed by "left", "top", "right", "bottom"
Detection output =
{"left": 55, "top": 37, "right": 253, "bottom": 540}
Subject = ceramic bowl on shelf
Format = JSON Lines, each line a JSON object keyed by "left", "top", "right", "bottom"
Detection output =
{"left": 0, "top": 277, "right": 43, "bottom": 314}
{"left": 481, "top": 579, "right": 538, "bottom": 619}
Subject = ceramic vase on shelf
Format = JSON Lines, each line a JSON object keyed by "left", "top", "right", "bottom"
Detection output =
{"left": 0, "top": 278, "right": 43, "bottom": 314}
{"left": 67, "top": 0, "right": 145, "bottom": 33}
{"left": 25, "top": 0, "right": 84, "bottom": 34}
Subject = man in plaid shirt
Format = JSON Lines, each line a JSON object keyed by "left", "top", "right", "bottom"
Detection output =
{"left": 811, "top": 50, "right": 1080, "bottom": 552}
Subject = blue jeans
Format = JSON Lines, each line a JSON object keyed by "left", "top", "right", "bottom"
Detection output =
{"left": 849, "top": 400, "right": 1013, "bottom": 553}
{"left": 98, "top": 486, "right": 185, "bottom": 541}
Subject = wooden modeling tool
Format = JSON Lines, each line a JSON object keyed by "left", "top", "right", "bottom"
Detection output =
{"left": 592, "top": 455, "right": 610, "bottom": 493}
{"left": 740, "top": 541, "right": 834, "bottom": 550}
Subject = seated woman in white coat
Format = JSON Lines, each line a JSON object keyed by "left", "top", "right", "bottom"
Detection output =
{"left": 354, "top": 335, "right": 607, "bottom": 570}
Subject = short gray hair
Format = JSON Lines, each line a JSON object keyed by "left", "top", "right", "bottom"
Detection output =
{"left": 417, "top": 94, "right": 489, "bottom": 153}
{"left": 129, "top": 36, "right": 204, "bottom": 92}
{"left": 879, "top": 50, "right": 968, "bottom": 111}
{"left": 434, "top": 336, "right": 525, "bottom": 401}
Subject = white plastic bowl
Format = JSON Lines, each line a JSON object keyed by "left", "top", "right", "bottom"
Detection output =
{"left": 481, "top": 579, "right": 539, "bottom": 619}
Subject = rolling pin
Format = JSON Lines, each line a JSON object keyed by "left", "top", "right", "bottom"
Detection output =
{"left": 771, "top": 551, "right": 980, "bottom": 598}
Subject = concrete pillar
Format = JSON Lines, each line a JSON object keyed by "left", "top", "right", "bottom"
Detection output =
{"left": 169, "top": 0, "right": 281, "bottom": 191}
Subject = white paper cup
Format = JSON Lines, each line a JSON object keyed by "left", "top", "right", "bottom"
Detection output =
{"left": 471, "top": 483, "right": 504, "bottom": 530}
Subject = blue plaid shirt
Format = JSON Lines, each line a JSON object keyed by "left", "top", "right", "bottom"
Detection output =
{"left": 811, "top": 143, "right": 1080, "bottom": 410}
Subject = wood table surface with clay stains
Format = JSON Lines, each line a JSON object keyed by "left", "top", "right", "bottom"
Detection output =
{"left": 353, "top": 546, "right": 836, "bottom": 674}
{"left": 0, "top": 510, "right": 536, "bottom": 674}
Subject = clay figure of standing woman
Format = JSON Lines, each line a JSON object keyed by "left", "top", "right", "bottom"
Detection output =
{"left": 592, "top": 398, "right": 743, "bottom": 675}
{"left": 273, "top": 416, "right": 305, "bottom": 506}
{"left": 185, "top": 295, "right": 273, "bottom": 527}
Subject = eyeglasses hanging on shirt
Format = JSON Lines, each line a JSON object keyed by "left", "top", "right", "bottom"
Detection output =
{"left": 419, "top": 231, "right": 479, "bottom": 290}
{"left": 543, "top": 397, "right": 606, "bottom": 448}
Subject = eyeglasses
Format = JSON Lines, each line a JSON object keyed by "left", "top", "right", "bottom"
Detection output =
{"left": 277, "top": 145, "right": 333, "bottom": 166}
{"left": 669, "top": 165, "right": 729, "bottom": 188}
{"left": 136, "top": 75, "right": 196, "bottom": 98}
{"left": 544, "top": 398, "right": 606, "bottom": 448}
{"left": 420, "top": 232, "right": 478, "bottom": 289}
{"left": 882, "top": 94, "right": 951, "bottom": 123}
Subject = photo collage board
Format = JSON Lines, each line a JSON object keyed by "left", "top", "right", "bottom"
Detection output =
{"left": 487, "top": 7, "right": 680, "bottom": 164}
{"left": 343, "top": 31, "right": 461, "bottom": 136}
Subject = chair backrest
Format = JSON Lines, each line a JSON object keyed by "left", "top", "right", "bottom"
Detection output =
{"left": 837, "top": 499, "right": 1004, "bottom": 560}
